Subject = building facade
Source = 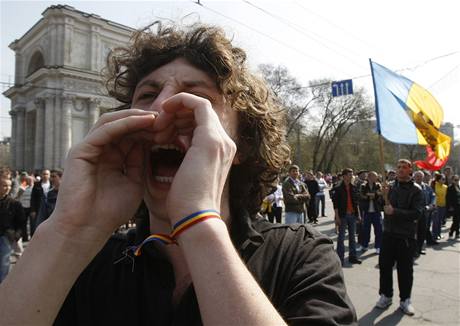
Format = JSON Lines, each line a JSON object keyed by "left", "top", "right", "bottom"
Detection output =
{"left": 3, "top": 5, "right": 133, "bottom": 171}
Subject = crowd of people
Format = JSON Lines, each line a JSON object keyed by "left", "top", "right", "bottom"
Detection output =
{"left": 0, "top": 167, "right": 63, "bottom": 282}
{"left": 260, "top": 162, "right": 460, "bottom": 315}
{"left": 0, "top": 20, "right": 459, "bottom": 324}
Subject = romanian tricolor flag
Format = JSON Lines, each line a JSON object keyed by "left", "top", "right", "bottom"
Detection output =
{"left": 369, "top": 60, "right": 451, "bottom": 162}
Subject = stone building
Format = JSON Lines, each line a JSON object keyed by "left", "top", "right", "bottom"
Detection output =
{"left": 3, "top": 5, "right": 133, "bottom": 171}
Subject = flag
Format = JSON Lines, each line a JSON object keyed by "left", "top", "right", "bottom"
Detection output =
{"left": 369, "top": 60, "right": 451, "bottom": 160}
{"left": 414, "top": 146, "right": 448, "bottom": 171}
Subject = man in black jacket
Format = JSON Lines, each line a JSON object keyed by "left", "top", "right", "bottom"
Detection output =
{"left": 29, "top": 169, "right": 51, "bottom": 236}
{"left": 375, "top": 159, "right": 423, "bottom": 316}
{"left": 0, "top": 178, "right": 26, "bottom": 283}
{"left": 332, "top": 168, "right": 362, "bottom": 266}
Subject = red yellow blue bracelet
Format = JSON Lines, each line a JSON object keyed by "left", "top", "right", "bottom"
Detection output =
{"left": 130, "top": 210, "right": 222, "bottom": 256}
{"left": 171, "top": 209, "right": 221, "bottom": 239}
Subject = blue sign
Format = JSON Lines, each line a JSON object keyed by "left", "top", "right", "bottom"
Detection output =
{"left": 331, "top": 79, "right": 353, "bottom": 97}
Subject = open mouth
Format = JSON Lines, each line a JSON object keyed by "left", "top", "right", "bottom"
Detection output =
{"left": 150, "top": 143, "right": 186, "bottom": 184}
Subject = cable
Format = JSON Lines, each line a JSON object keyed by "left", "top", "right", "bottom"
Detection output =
{"left": 293, "top": 0, "right": 382, "bottom": 53}
{"left": 191, "top": 0, "right": 350, "bottom": 75}
{"left": 428, "top": 64, "right": 459, "bottom": 89}
{"left": 242, "top": 0, "right": 367, "bottom": 70}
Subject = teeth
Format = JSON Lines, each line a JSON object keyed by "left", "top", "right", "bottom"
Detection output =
{"left": 151, "top": 144, "right": 184, "bottom": 153}
{"left": 154, "top": 176, "right": 174, "bottom": 183}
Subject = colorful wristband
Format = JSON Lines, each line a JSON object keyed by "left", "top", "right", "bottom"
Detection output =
{"left": 171, "top": 209, "right": 221, "bottom": 239}
{"left": 132, "top": 233, "right": 176, "bottom": 256}
{"left": 129, "top": 210, "right": 222, "bottom": 257}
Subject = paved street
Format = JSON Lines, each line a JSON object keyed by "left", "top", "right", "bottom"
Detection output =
{"left": 315, "top": 195, "right": 460, "bottom": 326}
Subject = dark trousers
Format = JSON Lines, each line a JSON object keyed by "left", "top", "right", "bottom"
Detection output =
{"left": 307, "top": 198, "right": 318, "bottom": 222}
{"left": 360, "top": 211, "right": 382, "bottom": 249}
{"left": 425, "top": 210, "right": 436, "bottom": 244}
{"left": 19, "top": 207, "right": 31, "bottom": 241}
{"left": 450, "top": 211, "right": 459, "bottom": 236}
{"left": 416, "top": 211, "right": 427, "bottom": 252}
{"left": 379, "top": 233, "right": 416, "bottom": 301}
{"left": 315, "top": 194, "right": 326, "bottom": 216}
{"left": 268, "top": 206, "right": 282, "bottom": 224}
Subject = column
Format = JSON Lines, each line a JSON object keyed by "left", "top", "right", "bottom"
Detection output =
{"left": 24, "top": 111, "right": 35, "bottom": 171}
{"left": 61, "top": 95, "right": 74, "bottom": 165}
{"left": 34, "top": 98, "right": 45, "bottom": 169}
{"left": 43, "top": 96, "right": 54, "bottom": 168}
{"left": 56, "top": 23, "right": 65, "bottom": 66}
{"left": 16, "top": 108, "right": 25, "bottom": 170}
{"left": 63, "top": 18, "right": 74, "bottom": 66}
{"left": 9, "top": 111, "right": 17, "bottom": 168}
{"left": 15, "top": 52, "right": 24, "bottom": 85}
{"left": 90, "top": 25, "right": 101, "bottom": 71}
{"left": 53, "top": 96, "right": 61, "bottom": 168}
{"left": 88, "top": 97, "right": 101, "bottom": 127}
{"left": 48, "top": 24, "right": 57, "bottom": 65}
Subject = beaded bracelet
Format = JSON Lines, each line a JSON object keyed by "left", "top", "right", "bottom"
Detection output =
{"left": 129, "top": 210, "right": 222, "bottom": 256}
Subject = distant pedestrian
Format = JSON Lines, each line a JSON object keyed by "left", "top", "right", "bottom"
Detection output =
{"left": 282, "top": 165, "right": 310, "bottom": 224}
{"left": 315, "top": 172, "right": 328, "bottom": 217}
{"left": 30, "top": 169, "right": 51, "bottom": 235}
{"left": 304, "top": 171, "right": 319, "bottom": 224}
{"left": 376, "top": 159, "right": 423, "bottom": 316}
{"left": 36, "top": 169, "right": 63, "bottom": 227}
{"left": 332, "top": 168, "right": 362, "bottom": 266}
{"left": 0, "top": 177, "right": 26, "bottom": 283}
{"left": 432, "top": 174, "right": 447, "bottom": 240}
{"left": 446, "top": 175, "right": 460, "bottom": 239}
{"left": 266, "top": 178, "right": 283, "bottom": 224}
{"left": 357, "top": 171, "right": 383, "bottom": 254}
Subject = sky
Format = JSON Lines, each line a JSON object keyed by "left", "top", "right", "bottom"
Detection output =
{"left": 1, "top": 0, "right": 459, "bottom": 141}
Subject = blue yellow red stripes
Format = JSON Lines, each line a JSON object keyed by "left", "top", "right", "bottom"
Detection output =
{"left": 132, "top": 233, "right": 176, "bottom": 256}
{"left": 171, "top": 210, "right": 221, "bottom": 239}
{"left": 129, "top": 210, "right": 222, "bottom": 257}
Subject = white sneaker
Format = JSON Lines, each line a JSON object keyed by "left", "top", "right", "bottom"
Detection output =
{"left": 356, "top": 245, "right": 363, "bottom": 252}
{"left": 400, "top": 298, "right": 415, "bottom": 316}
{"left": 375, "top": 248, "right": 380, "bottom": 254}
{"left": 375, "top": 294, "right": 392, "bottom": 309}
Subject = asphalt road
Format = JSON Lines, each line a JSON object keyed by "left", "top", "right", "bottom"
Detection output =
{"left": 314, "top": 195, "right": 460, "bottom": 326}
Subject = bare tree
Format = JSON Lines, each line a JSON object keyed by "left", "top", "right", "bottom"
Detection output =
{"left": 258, "top": 64, "right": 317, "bottom": 137}
{"left": 308, "top": 79, "right": 373, "bottom": 172}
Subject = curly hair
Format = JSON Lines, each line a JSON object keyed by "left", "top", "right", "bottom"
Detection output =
{"left": 104, "top": 21, "right": 290, "bottom": 219}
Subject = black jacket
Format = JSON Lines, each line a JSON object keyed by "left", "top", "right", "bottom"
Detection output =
{"left": 30, "top": 181, "right": 46, "bottom": 214}
{"left": 384, "top": 180, "right": 423, "bottom": 239}
{"left": 446, "top": 184, "right": 460, "bottom": 214}
{"left": 55, "top": 217, "right": 357, "bottom": 325}
{"left": 331, "top": 181, "right": 360, "bottom": 218}
{"left": 359, "top": 182, "right": 384, "bottom": 212}
{"left": 0, "top": 195, "right": 26, "bottom": 237}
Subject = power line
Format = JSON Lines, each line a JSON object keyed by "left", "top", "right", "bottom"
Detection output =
{"left": 191, "top": 0, "right": 350, "bottom": 75}
{"left": 242, "top": 0, "right": 367, "bottom": 70}
{"left": 293, "top": 0, "right": 382, "bottom": 53}
{"left": 428, "top": 64, "right": 460, "bottom": 90}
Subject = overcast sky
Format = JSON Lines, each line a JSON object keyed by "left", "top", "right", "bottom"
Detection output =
{"left": 1, "top": 0, "right": 459, "bottom": 140}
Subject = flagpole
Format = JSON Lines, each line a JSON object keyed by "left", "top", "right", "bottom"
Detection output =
{"left": 378, "top": 135, "right": 389, "bottom": 204}
{"left": 370, "top": 58, "right": 388, "bottom": 204}
{"left": 378, "top": 135, "right": 386, "bottom": 181}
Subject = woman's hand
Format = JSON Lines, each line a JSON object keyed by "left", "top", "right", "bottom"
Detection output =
{"left": 49, "top": 109, "right": 157, "bottom": 241}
